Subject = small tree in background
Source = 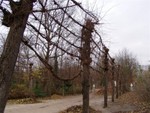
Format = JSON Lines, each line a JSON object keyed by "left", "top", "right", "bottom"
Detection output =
{"left": 135, "top": 70, "right": 150, "bottom": 102}
{"left": 115, "top": 49, "right": 138, "bottom": 94}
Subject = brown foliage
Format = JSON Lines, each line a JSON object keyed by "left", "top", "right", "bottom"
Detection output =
{"left": 59, "top": 105, "right": 102, "bottom": 113}
{"left": 134, "top": 72, "right": 150, "bottom": 102}
{"left": 119, "top": 92, "right": 150, "bottom": 113}
{"left": 9, "top": 84, "right": 31, "bottom": 99}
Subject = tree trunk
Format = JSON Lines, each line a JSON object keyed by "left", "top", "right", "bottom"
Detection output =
{"left": 118, "top": 66, "right": 122, "bottom": 96}
{"left": 0, "top": 1, "right": 33, "bottom": 112}
{"left": 111, "top": 59, "right": 115, "bottom": 102}
{"left": 81, "top": 19, "right": 94, "bottom": 113}
{"left": 116, "top": 65, "right": 120, "bottom": 99}
{"left": 82, "top": 64, "right": 90, "bottom": 113}
{"left": 103, "top": 46, "right": 109, "bottom": 108}
{"left": 119, "top": 79, "right": 122, "bottom": 96}
{"left": 29, "top": 63, "right": 34, "bottom": 98}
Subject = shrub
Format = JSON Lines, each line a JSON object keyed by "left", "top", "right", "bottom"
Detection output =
{"left": 9, "top": 84, "right": 31, "bottom": 99}
{"left": 33, "top": 86, "right": 46, "bottom": 97}
{"left": 134, "top": 72, "right": 150, "bottom": 102}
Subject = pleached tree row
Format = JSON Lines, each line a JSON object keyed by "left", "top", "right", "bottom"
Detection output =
{"left": 0, "top": 0, "right": 138, "bottom": 113}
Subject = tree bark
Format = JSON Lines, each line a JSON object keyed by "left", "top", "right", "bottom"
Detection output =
{"left": 119, "top": 78, "right": 122, "bottom": 96}
{"left": 103, "top": 46, "right": 109, "bottom": 108}
{"left": 116, "top": 65, "right": 120, "bottom": 99}
{"left": 82, "top": 64, "right": 90, "bottom": 113}
{"left": 111, "top": 59, "right": 115, "bottom": 102}
{"left": 29, "top": 63, "right": 34, "bottom": 98}
{"left": 0, "top": 1, "right": 33, "bottom": 112}
{"left": 81, "top": 19, "right": 94, "bottom": 113}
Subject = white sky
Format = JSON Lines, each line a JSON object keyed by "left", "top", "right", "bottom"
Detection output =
{"left": 79, "top": 0, "right": 150, "bottom": 65}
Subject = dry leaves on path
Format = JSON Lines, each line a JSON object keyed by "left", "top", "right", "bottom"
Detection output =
{"left": 118, "top": 92, "right": 150, "bottom": 113}
{"left": 59, "top": 105, "right": 102, "bottom": 113}
{"left": 8, "top": 98, "right": 41, "bottom": 104}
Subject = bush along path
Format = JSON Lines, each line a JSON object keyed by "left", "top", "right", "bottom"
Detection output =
{"left": 117, "top": 92, "right": 150, "bottom": 113}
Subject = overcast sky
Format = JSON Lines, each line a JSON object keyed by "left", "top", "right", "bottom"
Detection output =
{"left": 79, "top": 0, "right": 150, "bottom": 65}
{"left": 0, "top": 0, "right": 149, "bottom": 65}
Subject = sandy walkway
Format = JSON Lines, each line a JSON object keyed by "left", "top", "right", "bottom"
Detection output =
{"left": 5, "top": 93, "right": 137, "bottom": 113}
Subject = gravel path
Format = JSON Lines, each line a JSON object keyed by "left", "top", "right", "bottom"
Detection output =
{"left": 5, "top": 95, "right": 82, "bottom": 113}
{"left": 5, "top": 93, "right": 137, "bottom": 113}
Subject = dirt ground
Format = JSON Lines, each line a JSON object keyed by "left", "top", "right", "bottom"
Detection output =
{"left": 5, "top": 92, "right": 139, "bottom": 113}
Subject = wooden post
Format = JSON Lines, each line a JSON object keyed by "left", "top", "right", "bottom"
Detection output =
{"left": 80, "top": 19, "right": 94, "bottom": 113}
{"left": 103, "top": 46, "right": 109, "bottom": 108}
{"left": 111, "top": 58, "right": 115, "bottom": 102}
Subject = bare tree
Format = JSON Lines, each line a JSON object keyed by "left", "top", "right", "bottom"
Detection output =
{"left": 116, "top": 64, "right": 120, "bottom": 99}
{"left": 115, "top": 49, "right": 138, "bottom": 94}
{"left": 80, "top": 19, "right": 94, "bottom": 113}
{"left": 26, "top": 0, "right": 76, "bottom": 95}
{"left": 111, "top": 58, "right": 115, "bottom": 102}
{"left": 102, "top": 46, "right": 109, "bottom": 108}
{"left": 0, "top": 0, "right": 114, "bottom": 113}
{"left": 0, "top": 0, "right": 36, "bottom": 112}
